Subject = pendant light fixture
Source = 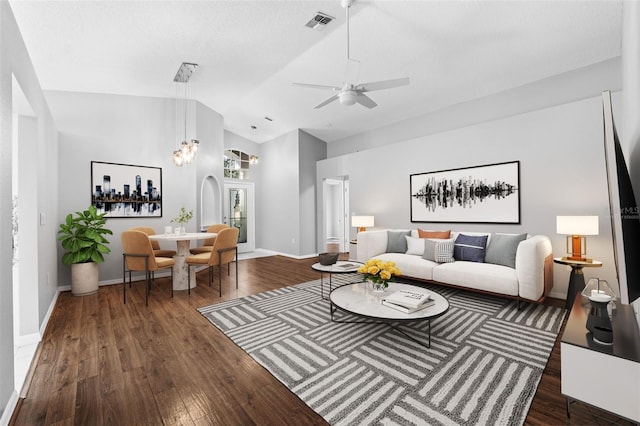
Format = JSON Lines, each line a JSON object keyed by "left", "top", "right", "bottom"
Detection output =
{"left": 172, "top": 62, "right": 199, "bottom": 167}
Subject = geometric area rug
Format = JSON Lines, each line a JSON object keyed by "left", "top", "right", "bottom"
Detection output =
{"left": 198, "top": 278, "right": 565, "bottom": 426}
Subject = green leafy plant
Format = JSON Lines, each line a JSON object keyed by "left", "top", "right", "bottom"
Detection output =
{"left": 170, "top": 207, "right": 193, "bottom": 224}
{"left": 58, "top": 205, "right": 112, "bottom": 265}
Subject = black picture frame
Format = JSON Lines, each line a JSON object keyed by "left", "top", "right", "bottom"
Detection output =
{"left": 410, "top": 161, "right": 520, "bottom": 224}
{"left": 90, "top": 161, "right": 162, "bottom": 218}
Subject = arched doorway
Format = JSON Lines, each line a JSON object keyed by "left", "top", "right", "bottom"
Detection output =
{"left": 199, "top": 174, "right": 222, "bottom": 231}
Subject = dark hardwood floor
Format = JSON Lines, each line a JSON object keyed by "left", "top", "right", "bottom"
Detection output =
{"left": 10, "top": 255, "right": 631, "bottom": 425}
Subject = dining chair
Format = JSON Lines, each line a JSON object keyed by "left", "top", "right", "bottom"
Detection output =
{"left": 121, "top": 230, "right": 175, "bottom": 306}
{"left": 185, "top": 227, "right": 239, "bottom": 296}
{"left": 189, "top": 223, "right": 230, "bottom": 254}
{"left": 129, "top": 226, "right": 176, "bottom": 257}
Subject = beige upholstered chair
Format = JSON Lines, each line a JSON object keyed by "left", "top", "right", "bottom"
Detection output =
{"left": 129, "top": 226, "right": 176, "bottom": 257}
{"left": 189, "top": 223, "right": 230, "bottom": 255}
{"left": 121, "top": 230, "right": 175, "bottom": 306}
{"left": 185, "top": 227, "right": 239, "bottom": 296}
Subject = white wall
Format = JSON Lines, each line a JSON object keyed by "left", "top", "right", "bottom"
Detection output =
{"left": 1, "top": 2, "right": 59, "bottom": 420}
{"left": 318, "top": 94, "right": 621, "bottom": 301}
{"left": 48, "top": 91, "right": 223, "bottom": 285}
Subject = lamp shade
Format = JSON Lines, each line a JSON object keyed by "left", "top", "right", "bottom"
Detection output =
{"left": 351, "top": 216, "right": 374, "bottom": 228}
{"left": 556, "top": 216, "right": 599, "bottom": 235}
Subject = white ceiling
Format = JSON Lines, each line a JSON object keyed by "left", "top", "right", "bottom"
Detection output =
{"left": 8, "top": 0, "right": 623, "bottom": 143}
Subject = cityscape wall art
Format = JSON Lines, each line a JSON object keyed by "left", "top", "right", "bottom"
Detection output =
{"left": 410, "top": 161, "right": 520, "bottom": 224}
{"left": 90, "top": 161, "right": 162, "bottom": 218}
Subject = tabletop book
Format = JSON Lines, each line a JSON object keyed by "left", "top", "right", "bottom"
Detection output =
{"left": 384, "top": 289, "right": 431, "bottom": 309}
{"left": 382, "top": 298, "right": 435, "bottom": 313}
{"left": 382, "top": 289, "right": 434, "bottom": 313}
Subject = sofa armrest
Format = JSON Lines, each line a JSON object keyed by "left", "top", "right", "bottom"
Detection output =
{"left": 515, "top": 235, "right": 553, "bottom": 301}
{"left": 356, "top": 230, "right": 389, "bottom": 262}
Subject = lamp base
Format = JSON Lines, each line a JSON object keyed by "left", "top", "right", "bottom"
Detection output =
{"left": 358, "top": 227, "right": 367, "bottom": 232}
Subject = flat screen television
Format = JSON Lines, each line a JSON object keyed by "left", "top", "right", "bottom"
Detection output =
{"left": 602, "top": 91, "right": 640, "bottom": 313}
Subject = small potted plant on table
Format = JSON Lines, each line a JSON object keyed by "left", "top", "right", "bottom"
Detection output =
{"left": 170, "top": 207, "right": 193, "bottom": 235}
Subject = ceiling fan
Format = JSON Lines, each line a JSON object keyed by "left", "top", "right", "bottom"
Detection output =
{"left": 293, "top": 0, "right": 409, "bottom": 109}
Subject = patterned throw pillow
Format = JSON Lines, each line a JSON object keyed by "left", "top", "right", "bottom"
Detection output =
{"left": 453, "top": 234, "right": 488, "bottom": 262}
{"left": 422, "top": 239, "right": 455, "bottom": 263}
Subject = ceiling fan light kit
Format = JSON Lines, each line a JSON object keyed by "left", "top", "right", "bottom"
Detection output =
{"left": 293, "top": 0, "right": 409, "bottom": 109}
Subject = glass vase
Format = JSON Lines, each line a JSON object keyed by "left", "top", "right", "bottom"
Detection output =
{"left": 369, "top": 279, "right": 387, "bottom": 293}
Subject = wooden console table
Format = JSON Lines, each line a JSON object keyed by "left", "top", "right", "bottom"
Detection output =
{"left": 561, "top": 294, "right": 640, "bottom": 422}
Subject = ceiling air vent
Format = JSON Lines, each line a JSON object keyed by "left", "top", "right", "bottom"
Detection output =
{"left": 305, "top": 12, "right": 334, "bottom": 30}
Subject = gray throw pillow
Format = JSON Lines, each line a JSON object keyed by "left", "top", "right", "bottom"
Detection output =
{"left": 485, "top": 233, "right": 527, "bottom": 268}
{"left": 422, "top": 239, "right": 455, "bottom": 263}
{"left": 386, "top": 230, "right": 410, "bottom": 253}
{"left": 454, "top": 234, "right": 488, "bottom": 262}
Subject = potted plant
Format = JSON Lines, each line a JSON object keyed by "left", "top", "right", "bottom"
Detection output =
{"left": 170, "top": 207, "right": 193, "bottom": 235}
{"left": 58, "top": 205, "right": 112, "bottom": 296}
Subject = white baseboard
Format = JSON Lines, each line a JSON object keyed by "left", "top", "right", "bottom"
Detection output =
{"left": 0, "top": 390, "right": 18, "bottom": 426}
{"left": 13, "top": 333, "right": 40, "bottom": 352}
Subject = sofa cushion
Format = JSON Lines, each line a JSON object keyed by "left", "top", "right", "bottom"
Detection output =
{"left": 485, "top": 233, "right": 527, "bottom": 268}
{"left": 418, "top": 229, "right": 451, "bottom": 239}
{"left": 387, "top": 230, "right": 410, "bottom": 253}
{"left": 454, "top": 234, "right": 488, "bottom": 262}
{"left": 432, "top": 261, "right": 519, "bottom": 296}
{"left": 423, "top": 238, "right": 455, "bottom": 263}
{"left": 377, "top": 253, "right": 436, "bottom": 281}
{"left": 405, "top": 236, "right": 425, "bottom": 255}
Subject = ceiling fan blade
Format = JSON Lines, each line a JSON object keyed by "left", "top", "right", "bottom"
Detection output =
{"left": 293, "top": 82, "right": 341, "bottom": 91}
{"left": 314, "top": 94, "right": 340, "bottom": 109}
{"left": 344, "top": 58, "right": 360, "bottom": 85}
{"left": 356, "top": 93, "right": 377, "bottom": 109}
{"left": 358, "top": 77, "right": 410, "bottom": 93}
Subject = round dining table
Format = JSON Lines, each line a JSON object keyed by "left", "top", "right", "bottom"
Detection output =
{"left": 149, "top": 232, "right": 217, "bottom": 290}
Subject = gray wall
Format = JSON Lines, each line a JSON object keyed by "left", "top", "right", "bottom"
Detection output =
{"left": 255, "top": 129, "right": 327, "bottom": 257}
{"left": 318, "top": 94, "right": 620, "bottom": 300}
{"left": 195, "top": 102, "right": 225, "bottom": 231}
{"left": 1, "top": 2, "right": 59, "bottom": 419}
{"left": 49, "top": 91, "right": 223, "bottom": 285}
{"left": 298, "top": 131, "right": 327, "bottom": 255}
{"left": 257, "top": 129, "right": 301, "bottom": 255}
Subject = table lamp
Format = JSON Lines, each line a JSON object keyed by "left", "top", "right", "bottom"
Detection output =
{"left": 556, "top": 215, "right": 598, "bottom": 262}
{"left": 351, "top": 215, "right": 374, "bottom": 233}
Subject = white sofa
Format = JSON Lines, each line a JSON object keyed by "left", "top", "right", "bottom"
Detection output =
{"left": 356, "top": 229, "right": 553, "bottom": 302}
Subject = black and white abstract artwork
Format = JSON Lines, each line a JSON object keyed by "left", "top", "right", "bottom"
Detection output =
{"left": 410, "top": 161, "right": 520, "bottom": 224}
{"left": 90, "top": 161, "right": 162, "bottom": 218}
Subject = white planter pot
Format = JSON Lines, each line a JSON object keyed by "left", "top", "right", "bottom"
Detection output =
{"left": 71, "top": 262, "right": 99, "bottom": 296}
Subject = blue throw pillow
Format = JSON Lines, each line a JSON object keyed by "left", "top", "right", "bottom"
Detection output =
{"left": 386, "top": 230, "right": 410, "bottom": 253}
{"left": 454, "top": 234, "right": 488, "bottom": 262}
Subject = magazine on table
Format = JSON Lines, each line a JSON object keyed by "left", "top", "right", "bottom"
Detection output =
{"left": 384, "top": 289, "right": 431, "bottom": 309}
{"left": 335, "top": 262, "right": 358, "bottom": 269}
{"left": 382, "top": 298, "right": 436, "bottom": 313}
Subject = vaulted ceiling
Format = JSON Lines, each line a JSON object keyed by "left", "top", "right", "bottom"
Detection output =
{"left": 9, "top": 1, "right": 622, "bottom": 143}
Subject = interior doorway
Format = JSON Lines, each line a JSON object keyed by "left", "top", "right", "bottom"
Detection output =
{"left": 322, "top": 177, "right": 350, "bottom": 253}
{"left": 12, "top": 74, "right": 40, "bottom": 397}
{"left": 224, "top": 181, "right": 255, "bottom": 253}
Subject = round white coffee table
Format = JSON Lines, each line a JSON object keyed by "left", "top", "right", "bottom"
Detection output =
{"left": 311, "top": 260, "right": 363, "bottom": 300}
{"left": 330, "top": 281, "right": 449, "bottom": 347}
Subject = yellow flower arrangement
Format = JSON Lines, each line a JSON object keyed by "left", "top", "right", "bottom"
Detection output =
{"left": 357, "top": 259, "right": 401, "bottom": 289}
